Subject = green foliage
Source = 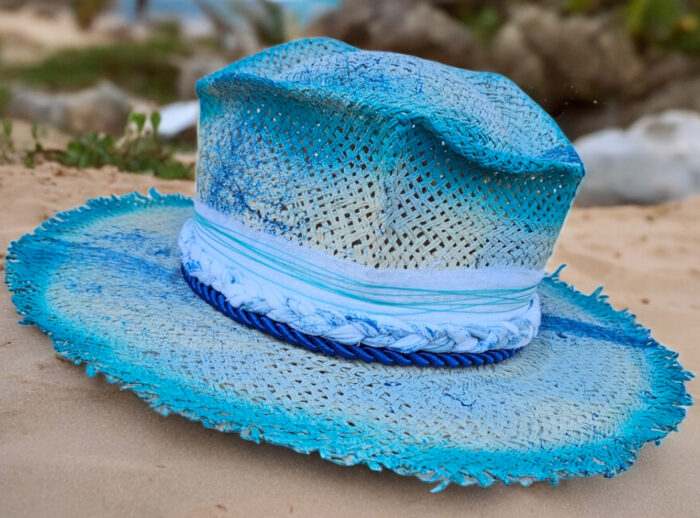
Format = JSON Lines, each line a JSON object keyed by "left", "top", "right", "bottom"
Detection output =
{"left": 560, "top": 0, "right": 700, "bottom": 53}
{"left": 0, "top": 25, "right": 187, "bottom": 103}
{"left": 150, "top": 111, "right": 162, "bottom": 134}
{"left": 564, "top": 0, "right": 601, "bottom": 14}
{"left": 627, "top": 0, "right": 679, "bottom": 39}
{"left": 129, "top": 112, "right": 147, "bottom": 134}
{"left": 1, "top": 112, "right": 193, "bottom": 179}
{"left": 57, "top": 111, "right": 192, "bottom": 179}
{"left": 61, "top": 132, "right": 117, "bottom": 169}
{"left": 625, "top": 0, "right": 700, "bottom": 53}
{"left": 71, "top": 0, "right": 112, "bottom": 30}
{"left": 672, "top": 12, "right": 700, "bottom": 52}
{"left": 626, "top": 0, "right": 700, "bottom": 52}
{"left": 459, "top": 6, "right": 502, "bottom": 42}
{"left": 0, "top": 86, "right": 11, "bottom": 115}
{"left": 23, "top": 121, "right": 45, "bottom": 167}
{"left": 257, "top": 3, "right": 287, "bottom": 46}
{"left": 0, "top": 118, "right": 13, "bottom": 161}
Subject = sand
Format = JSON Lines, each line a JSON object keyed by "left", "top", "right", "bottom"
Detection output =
{"left": 0, "top": 7, "right": 111, "bottom": 64}
{"left": 0, "top": 162, "right": 698, "bottom": 517}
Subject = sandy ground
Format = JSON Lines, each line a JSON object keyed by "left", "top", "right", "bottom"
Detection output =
{"left": 0, "top": 7, "right": 113, "bottom": 64}
{"left": 0, "top": 162, "right": 698, "bottom": 517}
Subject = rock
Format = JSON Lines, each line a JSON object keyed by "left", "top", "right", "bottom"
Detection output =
{"left": 490, "top": 21, "right": 546, "bottom": 100}
{"left": 574, "top": 110, "right": 700, "bottom": 206}
{"left": 177, "top": 56, "right": 228, "bottom": 100}
{"left": 367, "top": 2, "right": 483, "bottom": 68}
{"left": 7, "top": 81, "right": 132, "bottom": 134}
{"left": 491, "top": 5, "right": 645, "bottom": 111}
{"left": 306, "top": 1, "right": 699, "bottom": 139}
{"left": 553, "top": 74, "right": 700, "bottom": 139}
{"left": 64, "top": 81, "right": 133, "bottom": 134}
{"left": 620, "top": 76, "right": 700, "bottom": 127}
{"left": 304, "top": 0, "right": 485, "bottom": 69}
{"left": 158, "top": 100, "right": 199, "bottom": 139}
{"left": 6, "top": 88, "right": 67, "bottom": 131}
{"left": 193, "top": 0, "right": 262, "bottom": 59}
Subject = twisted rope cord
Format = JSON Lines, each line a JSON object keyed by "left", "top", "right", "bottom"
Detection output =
{"left": 181, "top": 265, "right": 522, "bottom": 368}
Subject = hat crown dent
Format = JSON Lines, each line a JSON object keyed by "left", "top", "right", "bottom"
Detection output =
{"left": 195, "top": 37, "right": 585, "bottom": 271}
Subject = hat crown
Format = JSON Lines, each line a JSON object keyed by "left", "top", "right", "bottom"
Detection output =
{"left": 195, "top": 38, "right": 584, "bottom": 271}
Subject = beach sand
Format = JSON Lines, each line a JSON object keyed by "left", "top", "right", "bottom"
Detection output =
{"left": 1, "top": 162, "right": 697, "bottom": 517}
{"left": 0, "top": 7, "right": 111, "bottom": 64}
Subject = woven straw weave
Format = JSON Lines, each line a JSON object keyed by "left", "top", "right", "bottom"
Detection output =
{"left": 5, "top": 192, "right": 691, "bottom": 489}
{"left": 196, "top": 38, "right": 585, "bottom": 270}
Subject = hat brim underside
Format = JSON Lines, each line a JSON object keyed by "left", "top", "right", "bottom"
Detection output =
{"left": 5, "top": 190, "right": 691, "bottom": 491}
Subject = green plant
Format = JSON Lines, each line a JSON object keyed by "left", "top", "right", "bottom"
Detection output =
{"left": 0, "top": 86, "right": 11, "bottom": 115}
{"left": 23, "top": 122, "right": 45, "bottom": 168}
{"left": 61, "top": 132, "right": 117, "bottom": 169}
{"left": 29, "top": 122, "right": 43, "bottom": 152}
{"left": 8, "top": 112, "right": 192, "bottom": 179}
{"left": 626, "top": 0, "right": 700, "bottom": 52}
{"left": 459, "top": 6, "right": 502, "bottom": 43}
{"left": 0, "top": 26, "right": 187, "bottom": 103}
{"left": 564, "top": 0, "right": 601, "bottom": 14}
{"left": 0, "top": 118, "right": 13, "bottom": 161}
{"left": 57, "top": 111, "right": 192, "bottom": 179}
{"left": 71, "top": 0, "right": 113, "bottom": 30}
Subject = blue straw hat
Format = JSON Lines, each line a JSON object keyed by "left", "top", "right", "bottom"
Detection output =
{"left": 5, "top": 38, "right": 691, "bottom": 490}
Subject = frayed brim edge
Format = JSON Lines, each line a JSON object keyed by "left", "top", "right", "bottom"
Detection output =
{"left": 4, "top": 189, "right": 693, "bottom": 492}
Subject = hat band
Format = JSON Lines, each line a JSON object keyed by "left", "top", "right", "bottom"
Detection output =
{"left": 178, "top": 201, "right": 543, "bottom": 354}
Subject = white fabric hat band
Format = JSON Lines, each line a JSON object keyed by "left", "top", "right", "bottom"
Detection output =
{"left": 178, "top": 200, "right": 543, "bottom": 353}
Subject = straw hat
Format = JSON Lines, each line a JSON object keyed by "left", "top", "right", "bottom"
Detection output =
{"left": 6, "top": 38, "right": 691, "bottom": 490}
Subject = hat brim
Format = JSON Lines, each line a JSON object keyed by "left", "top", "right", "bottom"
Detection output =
{"left": 5, "top": 190, "right": 691, "bottom": 490}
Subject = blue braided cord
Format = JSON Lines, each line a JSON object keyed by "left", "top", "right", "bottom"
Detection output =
{"left": 181, "top": 264, "right": 522, "bottom": 368}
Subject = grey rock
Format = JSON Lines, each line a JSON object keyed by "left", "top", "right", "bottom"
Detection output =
{"left": 7, "top": 80, "right": 132, "bottom": 134}
{"left": 574, "top": 110, "right": 700, "bottom": 206}
{"left": 158, "top": 100, "right": 199, "bottom": 139}
{"left": 490, "top": 20, "right": 546, "bottom": 100}
{"left": 367, "top": 2, "right": 483, "bottom": 68}
{"left": 621, "top": 76, "right": 700, "bottom": 126}
{"left": 491, "top": 5, "right": 645, "bottom": 110}
{"left": 304, "top": 0, "right": 485, "bottom": 69}
{"left": 307, "top": 1, "right": 699, "bottom": 139}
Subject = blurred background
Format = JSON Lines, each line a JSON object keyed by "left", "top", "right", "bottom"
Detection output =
{"left": 1, "top": 0, "right": 699, "bottom": 206}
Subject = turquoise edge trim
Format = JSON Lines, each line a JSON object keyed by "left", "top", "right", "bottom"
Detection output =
{"left": 4, "top": 189, "right": 693, "bottom": 491}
